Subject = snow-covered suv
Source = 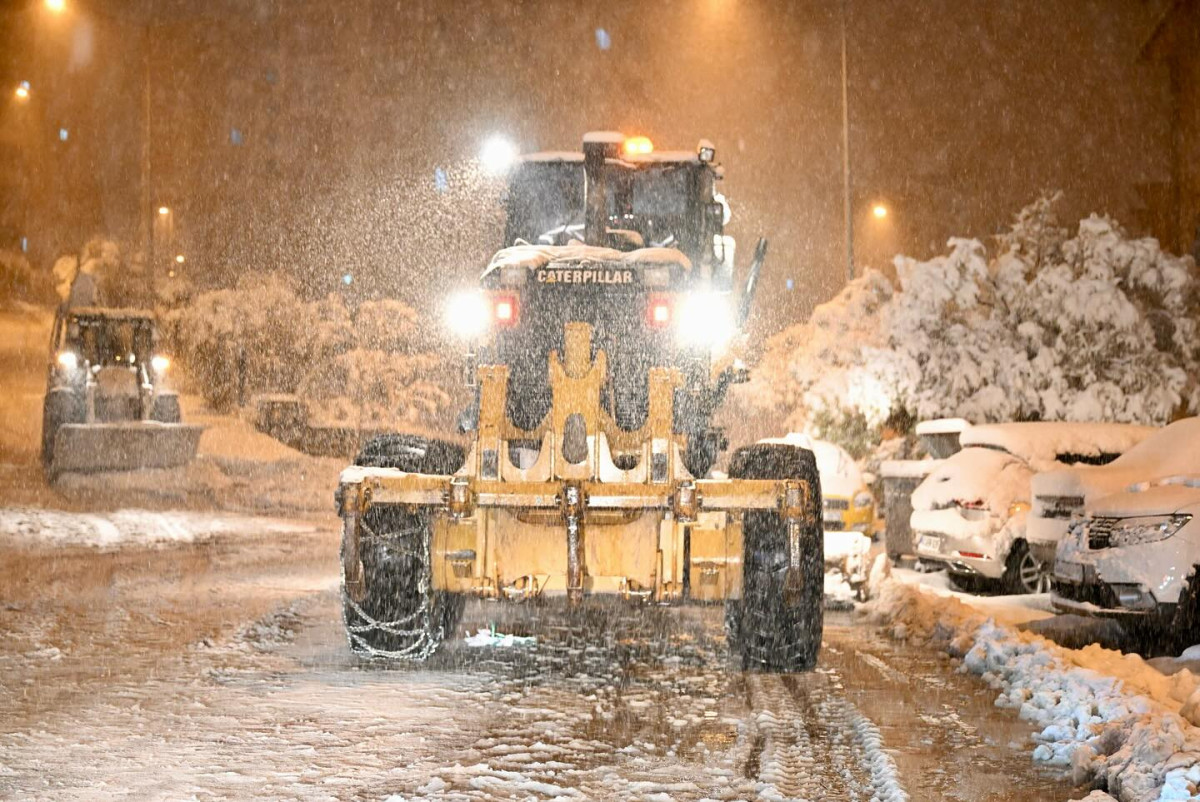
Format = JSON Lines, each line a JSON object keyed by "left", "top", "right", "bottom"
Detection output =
{"left": 1029, "top": 417, "right": 1198, "bottom": 566}
{"left": 1052, "top": 478, "right": 1200, "bottom": 645}
{"left": 911, "top": 422, "right": 1153, "bottom": 594}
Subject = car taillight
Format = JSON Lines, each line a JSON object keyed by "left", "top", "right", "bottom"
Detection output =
{"left": 492, "top": 294, "right": 519, "bottom": 327}
{"left": 958, "top": 499, "right": 987, "bottom": 510}
{"left": 647, "top": 295, "right": 672, "bottom": 329}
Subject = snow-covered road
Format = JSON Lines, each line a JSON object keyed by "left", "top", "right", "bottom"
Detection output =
{"left": 0, "top": 520, "right": 1086, "bottom": 801}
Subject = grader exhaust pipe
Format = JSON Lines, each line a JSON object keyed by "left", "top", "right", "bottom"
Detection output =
{"left": 582, "top": 133, "right": 623, "bottom": 247}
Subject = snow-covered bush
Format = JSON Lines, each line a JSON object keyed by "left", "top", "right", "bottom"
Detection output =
{"left": 168, "top": 275, "right": 453, "bottom": 430}
{"left": 746, "top": 197, "right": 1200, "bottom": 436}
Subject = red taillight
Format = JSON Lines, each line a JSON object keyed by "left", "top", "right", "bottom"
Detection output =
{"left": 492, "top": 294, "right": 519, "bottom": 327}
{"left": 958, "top": 499, "right": 987, "bottom": 510}
{"left": 647, "top": 295, "right": 672, "bottom": 329}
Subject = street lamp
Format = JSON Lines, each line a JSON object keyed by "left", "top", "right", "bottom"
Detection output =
{"left": 174, "top": 254, "right": 185, "bottom": 264}
{"left": 872, "top": 204, "right": 888, "bottom": 219}
{"left": 44, "top": 0, "right": 65, "bottom": 13}
{"left": 14, "top": 81, "right": 31, "bottom": 100}
{"left": 158, "top": 206, "right": 169, "bottom": 215}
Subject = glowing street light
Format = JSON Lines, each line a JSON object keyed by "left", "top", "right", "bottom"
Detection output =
{"left": 872, "top": 203, "right": 888, "bottom": 220}
{"left": 479, "top": 135, "right": 518, "bottom": 175}
{"left": 157, "top": 206, "right": 170, "bottom": 215}
{"left": 45, "top": 0, "right": 66, "bottom": 13}
{"left": 14, "top": 81, "right": 30, "bottom": 101}
{"left": 174, "top": 254, "right": 185, "bottom": 264}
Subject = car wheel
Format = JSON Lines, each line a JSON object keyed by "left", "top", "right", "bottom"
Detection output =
{"left": 947, "top": 573, "right": 992, "bottom": 594}
{"left": 1001, "top": 540, "right": 1047, "bottom": 595}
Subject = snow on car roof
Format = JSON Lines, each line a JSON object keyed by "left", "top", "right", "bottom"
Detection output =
{"left": 1032, "top": 418, "right": 1200, "bottom": 500}
{"left": 915, "top": 418, "right": 971, "bottom": 436}
{"left": 911, "top": 446, "right": 1031, "bottom": 513}
{"left": 483, "top": 244, "right": 692, "bottom": 276}
{"left": 960, "top": 421, "right": 1156, "bottom": 464}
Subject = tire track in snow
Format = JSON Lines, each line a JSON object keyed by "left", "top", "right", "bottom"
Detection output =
{"left": 744, "top": 671, "right": 908, "bottom": 801}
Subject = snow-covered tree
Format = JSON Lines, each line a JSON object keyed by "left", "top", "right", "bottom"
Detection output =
{"left": 745, "top": 198, "right": 1200, "bottom": 437}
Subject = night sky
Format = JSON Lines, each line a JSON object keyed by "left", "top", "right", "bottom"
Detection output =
{"left": 0, "top": 0, "right": 1174, "bottom": 328}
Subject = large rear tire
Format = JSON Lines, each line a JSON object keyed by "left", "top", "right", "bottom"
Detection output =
{"left": 342, "top": 505, "right": 465, "bottom": 660}
{"left": 344, "top": 434, "right": 466, "bottom": 660}
{"left": 353, "top": 433, "right": 465, "bottom": 475}
{"left": 41, "top": 389, "right": 83, "bottom": 480}
{"left": 726, "top": 443, "right": 824, "bottom": 671}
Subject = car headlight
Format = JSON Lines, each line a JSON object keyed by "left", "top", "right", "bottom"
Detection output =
{"left": 1108, "top": 514, "right": 1192, "bottom": 548}
{"left": 1007, "top": 500, "right": 1031, "bottom": 518}
{"left": 151, "top": 355, "right": 170, "bottom": 372}
{"left": 853, "top": 491, "right": 874, "bottom": 509}
{"left": 676, "top": 292, "right": 735, "bottom": 349}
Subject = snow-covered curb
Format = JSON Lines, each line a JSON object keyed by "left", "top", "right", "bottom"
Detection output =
{"left": 865, "top": 576, "right": 1200, "bottom": 801}
{"left": 0, "top": 507, "right": 317, "bottom": 549}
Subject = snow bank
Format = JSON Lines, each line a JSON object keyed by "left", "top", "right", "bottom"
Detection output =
{"left": 867, "top": 577, "right": 1200, "bottom": 801}
{"left": 0, "top": 507, "right": 316, "bottom": 549}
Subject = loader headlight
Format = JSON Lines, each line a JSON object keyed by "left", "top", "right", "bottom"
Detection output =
{"left": 1108, "top": 514, "right": 1192, "bottom": 548}
{"left": 446, "top": 291, "right": 491, "bottom": 339}
{"left": 151, "top": 355, "right": 170, "bottom": 372}
{"left": 676, "top": 292, "right": 735, "bottom": 348}
{"left": 56, "top": 351, "right": 78, "bottom": 370}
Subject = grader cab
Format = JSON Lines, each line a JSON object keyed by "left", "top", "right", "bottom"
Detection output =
{"left": 335, "top": 134, "right": 824, "bottom": 669}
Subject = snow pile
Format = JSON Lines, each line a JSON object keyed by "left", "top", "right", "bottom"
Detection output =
{"left": 745, "top": 196, "right": 1200, "bottom": 433}
{"left": 867, "top": 577, "right": 1200, "bottom": 801}
{"left": 0, "top": 507, "right": 316, "bottom": 549}
{"left": 463, "top": 628, "right": 536, "bottom": 648}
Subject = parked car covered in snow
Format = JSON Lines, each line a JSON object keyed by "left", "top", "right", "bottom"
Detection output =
{"left": 1052, "top": 477, "right": 1200, "bottom": 646}
{"left": 911, "top": 422, "right": 1154, "bottom": 594}
{"left": 1029, "top": 417, "right": 1198, "bottom": 565}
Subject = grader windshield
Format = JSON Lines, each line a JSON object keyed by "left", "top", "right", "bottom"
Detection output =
{"left": 502, "top": 141, "right": 731, "bottom": 285}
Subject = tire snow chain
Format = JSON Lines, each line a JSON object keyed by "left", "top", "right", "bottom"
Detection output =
{"left": 341, "top": 514, "right": 445, "bottom": 661}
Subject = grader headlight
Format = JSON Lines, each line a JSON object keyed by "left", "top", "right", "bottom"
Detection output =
{"left": 676, "top": 291, "right": 735, "bottom": 348}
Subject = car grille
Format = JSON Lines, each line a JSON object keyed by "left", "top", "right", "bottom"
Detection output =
{"left": 1086, "top": 517, "right": 1120, "bottom": 550}
{"left": 824, "top": 498, "right": 850, "bottom": 511}
{"left": 1036, "top": 495, "right": 1085, "bottom": 519}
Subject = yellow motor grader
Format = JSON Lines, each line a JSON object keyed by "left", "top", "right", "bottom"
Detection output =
{"left": 335, "top": 133, "right": 823, "bottom": 669}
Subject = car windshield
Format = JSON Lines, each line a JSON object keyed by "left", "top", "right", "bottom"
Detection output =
{"left": 66, "top": 316, "right": 153, "bottom": 367}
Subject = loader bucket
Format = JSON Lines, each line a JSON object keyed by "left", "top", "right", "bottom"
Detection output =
{"left": 51, "top": 422, "right": 204, "bottom": 475}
